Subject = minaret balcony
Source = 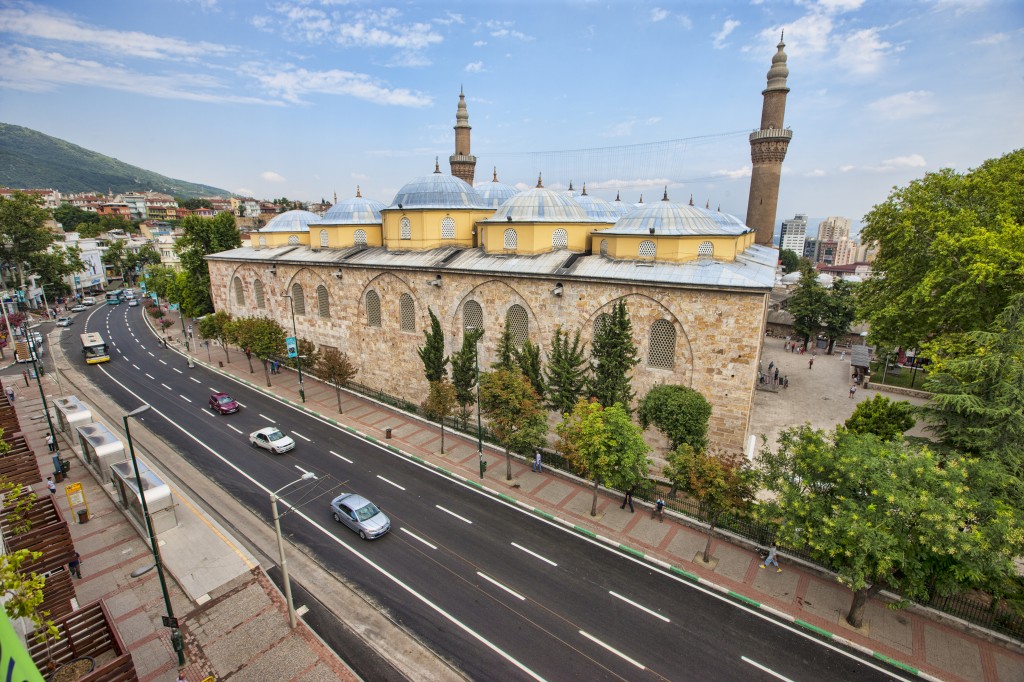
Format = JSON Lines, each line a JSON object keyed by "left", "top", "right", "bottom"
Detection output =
{"left": 449, "top": 154, "right": 477, "bottom": 163}
{"left": 749, "top": 128, "right": 793, "bottom": 142}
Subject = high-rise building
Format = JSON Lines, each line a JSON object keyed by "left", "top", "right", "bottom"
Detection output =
{"left": 779, "top": 213, "right": 807, "bottom": 254}
{"left": 817, "top": 216, "right": 851, "bottom": 242}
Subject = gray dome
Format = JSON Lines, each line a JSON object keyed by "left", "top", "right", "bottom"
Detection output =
{"left": 611, "top": 196, "right": 633, "bottom": 216}
{"left": 321, "top": 191, "right": 386, "bottom": 225}
{"left": 260, "top": 209, "right": 321, "bottom": 233}
{"left": 599, "top": 197, "right": 751, "bottom": 237}
{"left": 390, "top": 168, "right": 488, "bottom": 210}
{"left": 484, "top": 178, "right": 589, "bottom": 223}
{"left": 474, "top": 172, "right": 520, "bottom": 209}
{"left": 575, "top": 188, "right": 620, "bottom": 222}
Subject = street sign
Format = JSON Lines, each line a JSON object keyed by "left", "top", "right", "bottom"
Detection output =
{"left": 168, "top": 303, "right": 179, "bottom": 311}
{"left": 286, "top": 336, "right": 298, "bottom": 359}
{"left": 162, "top": 616, "right": 179, "bottom": 629}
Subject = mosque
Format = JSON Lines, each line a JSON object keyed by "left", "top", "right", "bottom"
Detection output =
{"left": 206, "top": 39, "right": 792, "bottom": 455}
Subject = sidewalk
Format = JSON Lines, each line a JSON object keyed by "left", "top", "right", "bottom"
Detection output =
{"left": 181, "top": 335, "right": 1023, "bottom": 682}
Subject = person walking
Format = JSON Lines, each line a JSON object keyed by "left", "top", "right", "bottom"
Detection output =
{"left": 652, "top": 497, "right": 665, "bottom": 522}
{"left": 840, "top": 349, "right": 847, "bottom": 361}
{"left": 5, "top": 386, "right": 14, "bottom": 403}
{"left": 532, "top": 449, "right": 543, "bottom": 473}
{"left": 620, "top": 488, "right": 635, "bottom": 513}
{"left": 47, "top": 477, "right": 56, "bottom": 495}
{"left": 808, "top": 357, "right": 814, "bottom": 369}
{"left": 68, "top": 552, "right": 81, "bottom": 579}
{"left": 849, "top": 384, "right": 857, "bottom": 398}
{"left": 773, "top": 367, "right": 779, "bottom": 383}
{"left": 760, "top": 544, "right": 781, "bottom": 572}
{"left": 46, "top": 433, "right": 55, "bottom": 452}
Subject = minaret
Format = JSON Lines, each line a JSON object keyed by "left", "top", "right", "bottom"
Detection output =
{"left": 449, "top": 87, "right": 477, "bottom": 184}
{"left": 746, "top": 35, "right": 793, "bottom": 245}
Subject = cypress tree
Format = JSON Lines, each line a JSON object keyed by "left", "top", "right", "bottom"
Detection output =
{"left": 514, "top": 338, "right": 545, "bottom": 400}
{"left": 417, "top": 307, "right": 448, "bottom": 382}
{"left": 451, "top": 328, "right": 483, "bottom": 422}
{"left": 589, "top": 300, "right": 639, "bottom": 410}
{"left": 544, "top": 326, "right": 588, "bottom": 414}
{"left": 491, "top": 323, "right": 516, "bottom": 371}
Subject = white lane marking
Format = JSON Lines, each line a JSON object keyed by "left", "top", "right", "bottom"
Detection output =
{"left": 330, "top": 450, "right": 353, "bottom": 464}
{"left": 579, "top": 631, "right": 645, "bottom": 670}
{"left": 376, "top": 475, "right": 405, "bottom": 491}
{"left": 436, "top": 505, "right": 472, "bottom": 524}
{"left": 111, "top": 341, "right": 117, "bottom": 347}
{"left": 210, "top": 388, "right": 219, "bottom": 393}
{"left": 400, "top": 528, "right": 437, "bottom": 550}
{"left": 173, "top": 368, "right": 182, "bottom": 374}
{"left": 477, "top": 572, "right": 525, "bottom": 601}
{"left": 179, "top": 395, "right": 192, "bottom": 403}
{"left": 159, "top": 359, "right": 167, "bottom": 365}
{"left": 741, "top": 657, "right": 794, "bottom": 681}
{"left": 148, "top": 351, "right": 155, "bottom": 357}
{"left": 139, "top": 345, "right": 146, "bottom": 350}
{"left": 161, "top": 383, "right": 172, "bottom": 391}
{"left": 259, "top": 413, "right": 275, "bottom": 422}
{"left": 294, "top": 464, "right": 313, "bottom": 476}
{"left": 145, "top": 373, "right": 155, "bottom": 380}
{"left": 511, "top": 542, "right": 558, "bottom": 567}
{"left": 609, "top": 591, "right": 670, "bottom": 623}
{"left": 236, "top": 401, "right": 246, "bottom": 408}
{"left": 227, "top": 424, "right": 243, "bottom": 434}
{"left": 190, "top": 377, "right": 201, "bottom": 384}
{"left": 292, "top": 431, "right": 311, "bottom": 442}
{"left": 132, "top": 364, "right": 140, "bottom": 370}
{"left": 117, "top": 348, "right": 123, "bottom": 355}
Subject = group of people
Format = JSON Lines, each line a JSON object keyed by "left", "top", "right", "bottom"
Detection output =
{"left": 758, "top": 360, "right": 789, "bottom": 389}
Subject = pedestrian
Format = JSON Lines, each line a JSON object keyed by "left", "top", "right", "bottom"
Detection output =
{"left": 773, "top": 367, "right": 779, "bottom": 383}
{"left": 46, "top": 433, "right": 55, "bottom": 452}
{"left": 652, "top": 496, "right": 665, "bottom": 522}
{"left": 68, "top": 552, "right": 81, "bottom": 579}
{"left": 620, "top": 488, "right": 635, "bottom": 513}
{"left": 533, "top": 449, "right": 542, "bottom": 473}
{"left": 47, "top": 477, "right": 56, "bottom": 495}
{"left": 849, "top": 384, "right": 857, "bottom": 398}
{"left": 760, "top": 544, "right": 781, "bottom": 572}
{"left": 783, "top": 376, "right": 789, "bottom": 389}
{"left": 808, "top": 357, "right": 813, "bottom": 369}
{"left": 5, "top": 386, "right": 14, "bottom": 403}
{"left": 768, "top": 360, "right": 774, "bottom": 371}
{"left": 840, "top": 350, "right": 846, "bottom": 361}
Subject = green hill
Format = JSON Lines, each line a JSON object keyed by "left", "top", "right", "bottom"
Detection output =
{"left": 0, "top": 123, "right": 231, "bottom": 199}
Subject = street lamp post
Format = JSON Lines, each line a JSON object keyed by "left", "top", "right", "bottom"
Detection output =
{"left": 123, "top": 404, "right": 185, "bottom": 667}
{"left": 282, "top": 294, "right": 305, "bottom": 402}
{"left": 474, "top": 332, "right": 485, "bottom": 478}
{"left": 23, "top": 323, "right": 58, "bottom": 456}
{"left": 271, "top": 472, "right": 317, "bottom": 628}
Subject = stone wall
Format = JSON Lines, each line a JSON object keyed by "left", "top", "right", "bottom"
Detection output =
{"left": 209, "top": 258, "right": 768, "bottom": 455}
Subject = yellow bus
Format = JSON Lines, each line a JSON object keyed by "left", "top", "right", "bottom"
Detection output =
{"left": 80, "top": 332, "right": 110, "bottom": 364}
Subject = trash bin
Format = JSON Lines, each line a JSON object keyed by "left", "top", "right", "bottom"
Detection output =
{"left": 385, "top": 428, "right": 392, "bottom": 439}
{"left": 60, "top": 459, "right": 70, "bottom": 475}
{"left": 77, "top": 509, "right": 89, "bottom": 524}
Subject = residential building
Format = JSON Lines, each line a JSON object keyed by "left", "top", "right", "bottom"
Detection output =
{"left": 817, "top": 216, "right": 851, "bottom": 242}
{"left": 779, "top": 213, "right": 807, "bottom": 254}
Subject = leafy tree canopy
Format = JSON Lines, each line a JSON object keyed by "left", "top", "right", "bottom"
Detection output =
{"left": 779, "top": 248, "right": 802, "bottom": 273}
{"left": 52, "top": 204, "right": 99, "bottom": 231}
{"left": 316, "top": 347, "right": 357, "bottom": 413}
{"left": 491, "top": 323, "right": 517, "bottom": 372}
{"left": 450, "top": 328, "right": 483, "bottom": 418}
{"left": 820, "top": 278, "right": 858, "bottom": 353}
{"left": 514, "top": 337, "right": 545, "bottom": 401}
{"left": 638, "top": 384, "right": 712, "bottom": 451}
{"left": 479, "top": 368, "right": 548, "bottom": 480}
{"left": 544, "top": 326, "right": 588, "bottom": 415}
{"left": 0, "top": 191, "right": 53, "bottom": 286}
{"left": 785, "top": 261, "right": 827, "bottom": 347}
{"left": 843, "top": 394, "right": 916, "bottom": 442}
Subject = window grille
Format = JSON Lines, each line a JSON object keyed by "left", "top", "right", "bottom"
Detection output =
{"left": 291, "top": 283, "right": 305, "bottom": 315}
{"left": 258, "top": 236, "right": 267, "bottom": 247}
{"left": 648, "top": 319, "right": 676, "bottom": 369}
{"left": 464, "top": 300, "right": 483, "bottom": 331}
{"left": 232, "top": 277, "right": 244, "bottom": 306}
{"left": 600, "top": 239, "right": 608, "bottom": 256}
{"left": 639, "top": 240, "right": 656, "bottom": 258}
{"left": 594, "top": 313, "right": 610, "bottom": 338}
{"left": 503, "top": 228, "right": 517, "bottom": 250}
{"left": 400, "top": 293, "right": 415, "bottom": 331}
{"left": 441, "top": 217, "right": 455, "bottom": 239}
{"left": 400, "top": 218, "right": 411, "bottom": 240}
{"left": 253, "top": 279, "right": 265, "bottom": 309}
{"left": 366, "top": 290, "right": 381, "bottom": 327}
{"left": 320, "top": 230, "right": 329, "bottom": 247}
{"left": 507, "top": 305, "right": 528, "bottom": 345}
{"left": 698, "top": 241, "right": 714, "bottom": 257}
{"left": 288, "top": 235, "right": 300, "bottom": 246}
{"left": 552, "top": 229, "right": 568, "bottom": 249}
{"left": 354, "top": 229, "right": 367, "bottom": 246}
{"left": 317, "top": 285, "right": 330, "bottom": 318}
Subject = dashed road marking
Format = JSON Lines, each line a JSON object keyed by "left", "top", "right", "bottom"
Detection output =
{"left": 436, "top": 506, "right": 472, "bottom": 524}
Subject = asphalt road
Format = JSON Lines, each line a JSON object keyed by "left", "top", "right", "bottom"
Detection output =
{"left": 51, "top": 302, "right": 905, "bottom": 682}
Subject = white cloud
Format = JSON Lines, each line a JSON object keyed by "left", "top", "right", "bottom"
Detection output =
{"left": 880, "top": 154, "right": 926, "bottom": 169}
{"left": 473, "top": 40, "right": 486, "bottom": 47}
{"left": 839, "top": 165, "right": 856, "bottom": 172}
{"left": 934, "top": 0, "right": 990, "bottom": 17}
{"left": 261, "top": 171, "right": 286, "bottom": 183}
{"left": 601, "top": 116, "right": 662, "bottom": 138}
{"left": 234, "top": 187, "right": 254, "bottom": 196}
{"left": 805, "top": 169, "right": 826, "bottom": 177}
{"left": 816, "top": 0, "right": 865, "bottom": 11}
{"left": 835, "top": 27, "right": 899, "bottom": 76}
{"left": 676, "top": 15, "right": 694, "bottom": 30}
{"left": 268, "top": 3, "right": 444, "bottom": 52}
{"left": 711, "top": 166, "right": 751, "bottom": 179}
{"left": 973, "top": 32, "right": 1008, "bottom": 45}
{"left": 435, "top": 12, "right": 464, "bottom": 26}
{"left": 650, "top": 8, "right": 669, "bottom": 22}
{"left": 867, "top": 90, "right": 936, "bottom": 120}
{"left": 712, "top": 19, "right": 740, "bottom": 49}
{"left": 485, "top": 20, "right": 533, "bottom": 41}
{"left": 465, "top": 61, "right": 483, "bottom": 73}
{"left": 243, "top": 63, "right": 433, "bottom": 106}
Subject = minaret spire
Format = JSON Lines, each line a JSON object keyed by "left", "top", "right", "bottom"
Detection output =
{"left": 449, "top": 88, "right": 477, "bottom": 184}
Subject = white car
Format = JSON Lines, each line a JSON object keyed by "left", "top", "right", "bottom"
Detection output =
{"left": 55, "top": 317, "right": 72, "bottom": 327}
{"left": 82, "top": 297, "right": 96, "bottom": 306}
{"left": 70, "top": 304, "right": 86, "bottom": 313}
{"left": 128, "top": 299, "right": 139, "bottom": 307}
{"left": 249, "top": 427, "right": 295, "bottom": 454}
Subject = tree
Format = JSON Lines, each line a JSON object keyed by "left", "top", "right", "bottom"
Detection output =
{"left": 0, "top": 548, "right": 59, "bottom": 643}
{"left": 844, "top": 394, "right": 916, "bottom": 442}
{"left": 231, "top": 317, "right": 286, "bottom": 387}
{"left": 97, "top": 214, "right": 133, "bottom": 235}
{"left": 757, "top": 426, "right": 1024, "bottom": 628}
{"left": 668, "top": 446, "right": 754, "bottom": 563}
{"left": 417, "top": 307, "right": 448, "bottom": 383}
{"left": 779, "top": 248, "right": 802, "bottom": 273}
{"left": 491, "top": 323, "right": 516, "bottom": 371}
{"left": 858, "top": 150, "right": 1024, "bottom": 355}
{"left": 0, "top": 192, "right": 53, "bottom": 287}
{"left": 198, "top": 311, "right": 233, "bottom": 363}
{"left": 102, "top": 239, "right": 128, "bottom": 281}
{"left": 589, "top": 300, "right": 639, "bottom": 410}
{"left": 544, "top": 326, "right": 588, "bottom": 415}
{"left": 820, "top": 279, "right": 857, "bottom": 354}
{"left": 52, "top": 204, "right": 99, "bottom": 232}
{"left": 175, "top": 212, "right": 241, "bottom": 314}
{"left": 450, "top": 328, "right": 483, "bottom": 423}
{"left": 637, "top": 384, "right": 712, "bottom": 451}
{"left": 786, "top": 262, "right": 827, "bottom": 349}
{"left": 27, "top": 246, "right": 84, "bottom": 296}
{"left": 316, "top": 347, "right": 357, "bottom": 413}
{"left": 557, "top": 400, "right": 651, "bottom": 516}
{"left": 479, "top": 368, "right": 548, "bottom": 480}
{"left": 422, "top": 379, "right": 458, "bottom": 454}
{"left": 143, "top": 265, "right": 179, "bottom": 300}
{"left": 514, "top": 338, "right": 545, "bottom": 401}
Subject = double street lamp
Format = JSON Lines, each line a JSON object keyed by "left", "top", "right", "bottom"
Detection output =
{"left": 473, "top": 330, "right": 486, "bottom": 479}
{"left": 23, "top": 322, "right": 58, "bottom": 466}
{"left": 271, "top": 471, "right": 318, "bottom": 628}
{"left": 281, "top": 293, "right": 305, "bottom": 402}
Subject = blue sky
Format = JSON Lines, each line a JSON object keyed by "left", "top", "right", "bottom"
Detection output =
{"left": 1, "top": 0, "right": 1021, "bottom": 237}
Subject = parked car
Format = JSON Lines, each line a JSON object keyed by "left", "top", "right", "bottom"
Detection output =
{"left": 249, "top": 427, "right": 295, "bottom": 454}
{"left": 128, "top": 299, "right": 139, "bottom": 307}
{"left": 330, "top": 493, "right": 391, "bottom": 540}
{"left": 70, "top": 304, "right": 86, "bottom": 313}
{"left": 82, "top": 297, "right": 96, "bottom": 306}
{"left": 209, "top": 392, "right": 239, "bottom": 414}
{"left": 55, "top": 317, "right": 72, "bottom": 327}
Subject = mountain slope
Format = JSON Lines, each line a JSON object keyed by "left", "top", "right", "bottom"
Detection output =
{"left": 0, "top": 123, "right": 231, "bottom": 198}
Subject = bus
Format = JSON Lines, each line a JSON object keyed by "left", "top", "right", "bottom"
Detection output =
{"left": 106, "top": 290, "right": 123, "bottom": 305}
{"left": 81, "top": 333, "right": 110, "bottom": 364}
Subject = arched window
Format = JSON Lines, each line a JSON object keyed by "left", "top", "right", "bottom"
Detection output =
{"left": 552, "top": 229, "right": 568, "bottom": 250}
{"left": 400, "top": 293, "right": 415, "bottom": 331}
{"left": 639, "top": 240, "right": 656, "bottom": 258}
{"left": 316, "top": 285, "right": 330, "bottom": 318}
{"left": 600, "top": 239, "right": 608, "bottom": 256}
{"left": 366, "top": 290, "right": 381, "bottom": 327}
{"left": 287, "top": 235, "right": 300, "bottom": 246}
{"left": 593, "top": 313, "right": 610, "bottom": 338}
{"left": 291, "top": 283, "right": 305, "bottom": 315}
{"left": 258, "top": 235, "right": 267, "bottom": 247}
{"left": 698, "top": 241, "right": 714, "bottom": 258}
{"left": 648, "top": 319, "right": 676, "bottom": 369}
{"left": 253, "top": 279, "right": 265, "bottom": 309}
{"left": 506, "top": 304, "right": 528, "bottom": 346}
{"left": 354, "top": 229, "right": 367, "bottom": 246}
{"left": 320, "top": 230, "right": 329, "bottom": 247}
{"left": 503, "top": 228, "right": 518, "bottom": 250}
{"left": 441, "top": 217, "right": 455, "bottom": 239}
{"left": 464, "top": 300, "right": 483, "bottom": 332}
{"left": 232, "top": 276, "right": 244, "bottom": 306}
{"left": 400, "top": 218, "right": 411, "bottom": 240}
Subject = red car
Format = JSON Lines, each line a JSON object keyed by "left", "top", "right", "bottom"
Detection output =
{"left": 209, "top": 392, "right": 240, "bottom": 414}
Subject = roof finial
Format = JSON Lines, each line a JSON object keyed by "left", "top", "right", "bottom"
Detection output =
{"left": 615, "top": 191, "right": 621, "bottom": 202}
{"left": 581, "top": 183, "right": 588, "bottom": 196}
{"left": 460, "top": 83, "right": 464, "bottom": 95}
{"left": 638, "top": 194, "right": 644, "bottom": 204}
{"left": 705, "top": 199, "right": 710, "bottom": 209}
{"left": 780, "top": 29, "right": 784, "bottom": 43}
{"left": 662, "top": 186, "right": 669, "bottom": 202}
{"left": 333, "top": 191, "right": 337, "bottom": 203}
{"left": 537, "top": 173, "right": 543, "bottom": 188}
{"left": 717, "top": 204, "right": 721, "bottom": 212}
{"left": 356, "top": 186, "right": 361, "bottom": 198}
{"left": 434, "top": 157, "right": 441, "bottom": 173}
{"left": 688, "top": 194, "right": 694, "bottom": 206}
{"left": 492, "top": 167, "right": 498, "bottom": 182}
{"left": 568, "top": 180, "right": 574, "bottom": 192}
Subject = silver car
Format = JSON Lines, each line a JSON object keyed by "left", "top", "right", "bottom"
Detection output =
{"left": 330, "top": 493, "right": 391, "bottom": 540}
